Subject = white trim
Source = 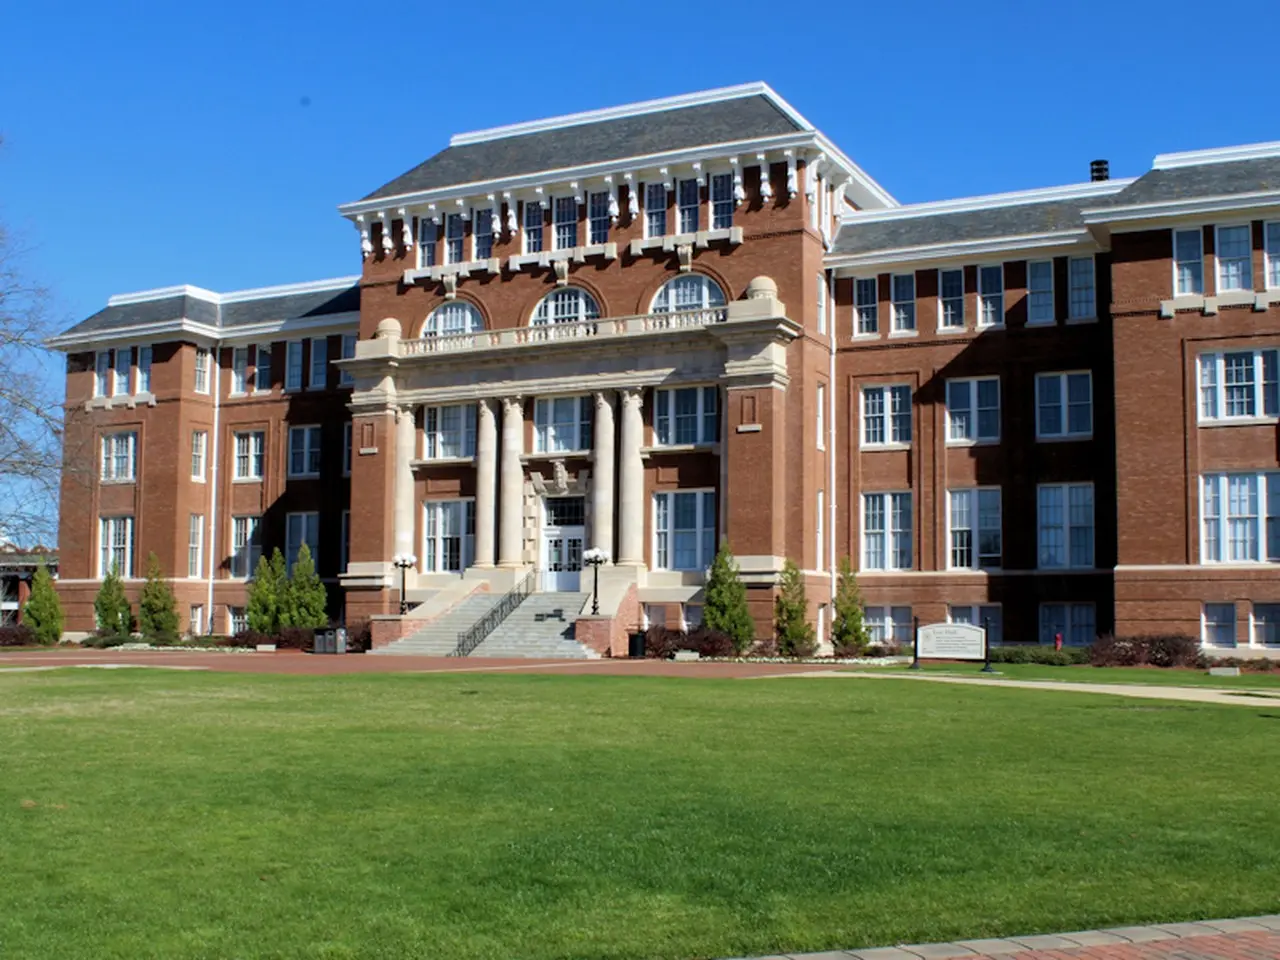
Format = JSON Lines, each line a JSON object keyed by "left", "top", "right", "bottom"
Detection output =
{"left": 1081, "top": 190, "right": 1280, "bottom": 225}
{"left": 107, "top": 276, "right": 358, "bottom": 307}
{"left": 48, "top": 312, "right": 359, "bottom": 352}
{"left": 1153, "top": 140, "right": 1280, "bottom": 170}
{"left": 840, "top": 179, "right": 1132, "bottom": 226}
{"left": 1035, "top": 370, "right": 1094, "bottom": 441}
{"left": 825, "top": 231, "right": 1096, "bottom": 273}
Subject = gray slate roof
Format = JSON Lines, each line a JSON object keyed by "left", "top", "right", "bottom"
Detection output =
{"left": 60, "top": 283, "right": 359, "bottom": 341}
{"left": 832, "top": 198, "right": 1089, "bottom": 256}
{"left": 1092, "top": 156, "right": 1280, "bottom": 207}
{"left": 363, "top": 94, "right": 804, "bottom": 201}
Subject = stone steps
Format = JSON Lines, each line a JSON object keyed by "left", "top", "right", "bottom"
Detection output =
{"left": 372, "top": 593, "right": 504, "bottom": 656}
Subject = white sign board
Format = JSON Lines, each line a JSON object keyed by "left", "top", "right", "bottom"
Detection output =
{"left": 916, "top": 622, "right": 986, "bottom": 661}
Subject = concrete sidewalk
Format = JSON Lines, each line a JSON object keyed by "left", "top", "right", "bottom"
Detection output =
{"left": 726, "top": 914, "right": 1280, "bottom": 959}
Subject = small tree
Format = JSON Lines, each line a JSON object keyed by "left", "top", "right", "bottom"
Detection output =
{"left": 22, "top": 560, "right": 63, "bottom": 645}
{"left": 831, "top": 556, "right": 869, "bottom": 657}
{"left": 137, "top": 553, "right": 180, "bottom": 644}
{"left": 774, "top": 559, "right": 816, "bottom": 657}
{"left": 93, "top": 565, "right": 132, "bottom": 638}
{"left": 703, "top": 542, "right": 755, "bottom": 655}
{"left": 246, "top": 549, "right": 287, "bottom": 635}
{"left": 280, "top": 543, "right": 328, "bottom": 629}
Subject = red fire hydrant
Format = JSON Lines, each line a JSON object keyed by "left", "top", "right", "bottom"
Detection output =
{"left": 1054, "top": 632, "right": 1064, "bottom": 651}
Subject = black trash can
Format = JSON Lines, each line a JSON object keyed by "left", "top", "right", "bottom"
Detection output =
{"left": 628, "top": 631, "right": 646, "bottom": 659}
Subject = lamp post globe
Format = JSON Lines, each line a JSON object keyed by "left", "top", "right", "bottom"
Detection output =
{"left": 392, "top": 554, "right": 416, "bottom": 615}
{"left": 582, "top": 547, "right": 608, "bottom": 616}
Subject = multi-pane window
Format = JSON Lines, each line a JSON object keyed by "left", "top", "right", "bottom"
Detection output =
{"left": 418, "top": 217, "right": 438, "bottom": 267}
{"left": 98, "top": 516, "right": 134, "bottom": 578}
{"left": 254, "top": 343, "right": 271, "bottom": 391}
{"left": 445, "top": 213, "right": 465, "bottom": 263}
{"left": 1253, "top": 603, "right": 1280, "bottom": 645}
{"left": 285, "top": 511, "right": 319, "bottom": 570}
{"left": 949, "top": 605, "right": 1003, "bottom": 646}
{"left": 339, "top": 333, "right": 356, "bottom": 387}
{"left": 234, "top": 431, "right": 265, "bottom": 481}
{"left": 946, "top": 377, "right": 1000, "bottom": 443}
{"left": 1198, "top": 350, "right": 1279, "bottom": 421}
{"left": 1174, "top": 228, "right": 1204, "bottom": 295}
{"left": 194, "top": 347, "right": 210, "bottom": 394}
{"left": 654, "top": 387, "right": 719, "bottom": 446}
{"left": 939, "top": 269, "right": 964, "bottom": 329}
{"left": 473, "top": 208, "right": 494, "bottom": 259}
{"left": 342, "top": 423, "right": 352, "bottom": 476}
{"left": 855, "top": 277, "right": 878, "bottom": 335}
{"left": 862, "top": 384, "right": 912, "bottom": 447}
{"left": 553, "top": 196, "right": 578, "bottom": 249}
{"left": 531, "top": 288, "right": 600, "bottom": 326}
{"left": 711, "top": 173, "right": 734, "bottom": 229}
{"left": 677, "top": 179, "right": 700, "bottom": 234}
{"left": 1203, "top": 603, "right": 1236, "bottom": 647}
{"left": 588, "top": 191, "right": 610, "bottom": 245}
{"left": 136, "top": 345, "right": 152, "bottom": 393}
{"left": 863, "top": 492, "right": 912, "bottom": 571}
{"left": 891, "top": 274, "right": 915, "bottom": 332}
{"left": 424, "top": 301, "right": 483, "bottom": 338}
{"left": 1266, "top": 222, "right": 1280, "bottom": 288}
{"left": 534, "top": 396, "right": 594, "bottom": 453}
{"left": 653, "top": 490, "right": 716, "bottom": 571}
{"left": 1027, "top": 260, "right": 1054, "bottom": 325}
{"left": 228, "top": 606, "right": 248, "bottom": 635}
{"left": 1039, "top": 603, "right": 1096, "bottom": 646}
{"left": 230, "top": 516, "right": 262, "bottom": 579}
{"left": 424, "top": 500, "right": 475, "bottom": 573}
{"left": 1036, "top": 372, "right": 1093, "bottom": 439}
{"left": 191, "top": 430, "right": 207, "bottom": 481}
{"left": 978, "top": 265, "right": 1004, "bottom": 327}
{"left": 651, "top": 274, "right": 727, "bottom": 314}
{"left": 285, "top": 340, "right": 304, "bottom": 391}
{"left": 645, "top": 182, "right": 667, "bottom": 237}
{"left": 1068, "top": 256, "right": 1096, "bottom": 320}
{"left": 523, "top": 201, "right": 543, "bottom": 253}
{"left": 948, "top": 488, "right": 1002, "bottom": 569}
{"left": 1037, "top": 483, "right": 1095, "bottom": 569}
{"left": 425, "top": 404, "right": 478, "bottom": 459}
{"left": 189, "top": 604, "right": 204, "bottom": 637}
{"left": 1201, "top": 472, "right": 1280, "bottom": 563}
{"left": 230, "top": 346, "right": 248, "bottom": 394}
{"left": 1216, "top": 225, "right": 1252, "bottom": 291}
{"left": 100, "top": 432, "right": 137, "bottom": 482}
{"left": 112, "top": 348, "right": 131, "bottom": 396}
{"left": 188, "top": 514, "right": 204, "bottom": 578}
{"left": 308, "top": 337, "right": 327, "bottom": 390}
{"left": 288, "top": 425, "right": 322, "bottom": 478}
{"left": 94, "top": 351, "right": 111, "bottom": 397}
{"left": 817, "top": 274, "right": 827, "bottom": 335}
{"left": 864, "top": 606, "right": 912, "bottom": 647}
{"left": 816, "top": 383, "right": 826, "bottom": 449}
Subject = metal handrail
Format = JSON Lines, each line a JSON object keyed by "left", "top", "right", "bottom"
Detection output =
{"left": 448, "top": 571, "right": 536, "bottom": 657}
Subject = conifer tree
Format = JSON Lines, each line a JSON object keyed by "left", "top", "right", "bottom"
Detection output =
{"left": 93, "top": 565, "right": 132, "bottom": 638}
{"left": 831, "top": 555, "right": 869, "bottom": 657}
{"left": 703, "top": 542, "right": 755, "bottom": 654}
{"left": 774, "top": 559, "right": 816, "bottom": 657}
{"left": 280, "top": 543, "right": 328, "bottom": 629}
{"left": 137, "top": 552, "right": 180, "bottom": 644}
{"left": 246, "top": 548, "right": 286, "bottom": 635}
{"left": 22, "top": 560, "right": 63, "bottom": 645}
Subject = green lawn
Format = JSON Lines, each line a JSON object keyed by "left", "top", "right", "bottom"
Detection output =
{"left": 886, "top": 661, "right": 1280, "bottom": 688}
{"left": 2, "top": 671, "right": 1279, "bottom": 960}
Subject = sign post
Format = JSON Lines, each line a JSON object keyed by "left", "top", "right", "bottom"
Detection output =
{"left": 913, "top": 622, "right": 987, "bottom": 668}
{"left": 981, "top": 617, "right": 996, "bottom": 673}
{"left": 909, "top": 616, "right": 922, "bottom": 670}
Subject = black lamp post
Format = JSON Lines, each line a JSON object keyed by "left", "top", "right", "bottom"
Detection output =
{"left": 583, "top": 547, "right": 608, "bottom": 615}
{"left": 392, "top": 554, "right": 416, "bottom": 615}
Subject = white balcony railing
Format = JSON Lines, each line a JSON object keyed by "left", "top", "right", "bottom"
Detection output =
{"left": 398, "top": 307, "right": 728, "bottom": 358}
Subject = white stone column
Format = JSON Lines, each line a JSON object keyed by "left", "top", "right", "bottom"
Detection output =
{"left": 394, "top": 404, "right": 417, "bottom": 561}
{"left": 617, "top": 387, "right": 644, "bottom": 566}
{"left": 498, "top": 395, "right": 525, "bottom": 567}
{"left": 473, "top": 398, "right": 497, "bottom": 567}
{"left": 591, "top": 391, "right": 616, "bottom": 560}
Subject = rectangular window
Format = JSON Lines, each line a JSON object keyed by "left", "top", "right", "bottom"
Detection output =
{"left": 946, "top": 377, "right": 1000, "bottom": 443}
{"left": 645, "top": 182, "right": 668, "bottom": 237}
{"left": 1198, "top": 350, "right": 1279, "bottom": 421}
{"left": 533, "top": 396, "right": 594, "bottom": 453}
{"left": 949, "top": 604, "right": 1003, "bottom": 646}
{"left": 855, "top": 277, "right": 878, "bottom": 335}
{"left": 553, "top": 196, "right": 577, "bottom": 250}
{"left": 677, "top": 178, "right": 700, "bottom": 234}
{"left": 189, "top": 604, "right": 204, "bottom": 637}
{"left": 136, "top": 345, "right": 152, "bottom": 393}
{"left": 865, "top": 606, "right": 913, "bottom": 647}
{"left": 230, "top": 516, "right": 262, "bottom": 579}
{"left": 1174, "top": 228, "right": 1204, "bottom": 295}
{"left": 423, "top": 500, "right": 475, "bottom": 573}
{"left": 233, "top": 431, "right": 265, "bottom": 481}
{"left": 891, "top": 274, "right": 916, "bottom": 332}
{"left": 948, "top": 488, "right": 1002, "bottom": 569}
{"left": 342, "top": 422, "right": 352, "bottom": 476}
{"left": 588, "top": 191, "right": 610, "bottom": 245}
{"left": 191, "top": 430, "right": 207, "bottom": 481}
{"left": 862, "top": 492, "right": 912, "bottom": 571}
{"left": 654, "top": 387, "right": 718, "bottom": 446}
{"left": 418, "top": 217, "right": 437, "bottom": 267}
{"left": 100, "top": 431, "right": 137, "bottom": 482}
{"left": 473, "top": 208, "right": 494, "bottom": 260}
{"left": 816, "top": 383, "right": 826, "bottom": 449}
{"left": 228, "top": 606, "right": 248, "bottom": 635}
{"left": 194, "top": 347, "right": 210, "bottom": 394}
{"left": 1203, "top": 602, "right": 1236, "bottom": 647}
{"left": 1027, "top": 260, "right": 1054, "bottom": 325}
{"left": 978, "top": 265, "right": 1004, "bottom": 327}
{"left": 816, "top": 489, "right": 825, "bottom": 571}
{"left": 523, "top": 201, "right": 543, "bottom": 253}
{"left": 683, "top": 603, "right": 704, "bottom": 631}
{"left": 308, "top": 337, "right": 327, "bottom": 390}
{"left": 1036, "top": 372, "right": 1093, "bottom": 439}
{"left": 288, "top": 425, "right": 322, "bottom": 478}
{"left": 1201, "top": 472, "right": 1280, "bottom": 563}
{"left": 285, "top": 512, "right": 320, "bottom": 571}
{"left": 1253, "top": 603, "right": 1280, "bottom": 645}
{"left": 817, "top": 275, "right": 827, "bottom": 335}
{"left": 112, "top": 347, "right": 131, "bottom": 396}
{"left": 1216, "top": 225, "right": 1252, "bottom": 292}
{"left": 653, "top": 490, "right": 716, "bottom": 571}
{"left": 425, "top": 404, "right": 478, "bottom": 459}
{"left": 445, "top": 213, "right": 465, "bottom": 263}
{"left": 254, "top": 343, "right": 271, "bottom": 391}
{"left": 1039, "top": 603, "right": 1096, "bottom": 646}
{"left": 285, "top": 341, "right": 303, "bottom": 391}
{"left": 98, "top": 516, "right": 134, "bottom": 578}
{"left": 861, "top": 384, "right": 912, "bottom": 447}
{"left": 1037, "top": 483, "right": 1094, "bottom": 569}
{"left": 939, "top": 269, "right": 965, "bottom": 330}
{"left": 188, "top": 514, "right": 204, "bottom": 578}
{"left": 230, "top": 346, "right": 248, "bottom": 394}
{"left": 94, "top": 351, "right": 110, "bottom": 397}
{"left": 1068, "top": 256, "right": 1096, "bottom": 320}
{"left": 339, "top": 333, "right": 357, "bottom": 388}
{"left": 1266, "top": 222, "right": 1280, "bottom": 289}
{"left": 711, "top": 173, "right": 734, "bottom": 230}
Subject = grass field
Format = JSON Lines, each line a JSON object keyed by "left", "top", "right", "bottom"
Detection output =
{"left": 2, "top": 670, "right": 1279, "bottom": 960}
{"left": 889, "top": 661, "right": 1280, "bottom": 688}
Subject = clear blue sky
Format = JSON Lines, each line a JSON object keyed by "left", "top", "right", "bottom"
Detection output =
{"left": 2, "top": 0, "right": 1277, "bottom": 330}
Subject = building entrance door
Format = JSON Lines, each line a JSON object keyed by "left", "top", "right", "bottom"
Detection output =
{"left": 541, "top": 496, "right": 585, "bottom": 592}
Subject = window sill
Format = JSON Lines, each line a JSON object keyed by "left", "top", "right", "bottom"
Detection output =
{"left": 628, "top": 227, "right": 743, "bottom": 257}
{"left": 191, "top": 477, "right": 206, "bottom": 483}
{"left": 1025, "top": 320, "right": 1057, "bottom": 329}
{"left": 936, "top": 326, "right": 968, "bottom": 335}
{"left": 1160, "top": 291, "right": 1277, "bottom": 317}
{"left": 974, "top": 324, "right": 1005, "bottom": 333}
{"left": 99, "top": 477, "right": 137, "bottom": 486}
{"left": 642, "top": 443, "right": 720, "bottom": 456}
{"left": 1065, "top": 315, "right": 1098, "bottom": 325}
{"left": 945, "top": 439, "right": 1001, "bottom": 448}
{"left": 507, "top": 244, "right": 618, "bottom": 271}
{"left": 84, "top": 392, "right": 157, "bottom": 412}
{"left": 411, "top": 456, "right": 476, "bottom": 467}
{"left": 287, "top": 473, "right": 321, "bottom": 480}
{"left": 861, "top": 443, "right": 912, "bottom": 452}
{"left": 403, "top": 258, "right": 502, "bottom": 285}
{"left": 888, "top": 329, "right": 919, "bottom": 339}
{"left": 1198, "top": 416, "right": 1279, "bottom": 428}
{"left": 232, "top": 477, "right": 263, "bottom": 484}
{"left": 850, "top": 332, "right": 880, "bottom": 341}
{"left": 1036, "top": 433, "right": 1094, "bottom": 443}
{"left": 522, "top": 449, "right": 591, "bottom": 462}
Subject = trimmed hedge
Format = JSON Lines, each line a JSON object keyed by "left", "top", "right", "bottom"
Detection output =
{"left": 1092, "top": 634, "right": 1200, "bottom": 668}
{"left": 0, "top": 624, "right": 37, "bottom": 647}
{"left": 643, "top": 624, "right": 742, "bottom": 659}
{"left": 988, "top": 645, "right": 1092, "bottom": 665}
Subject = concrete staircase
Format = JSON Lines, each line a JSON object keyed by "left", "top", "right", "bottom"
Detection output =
{"left": 372, "top": 593, "right": 505, "bottom": 656}
{"left": 472, "top": 592, "right": 597, "bottom": 659}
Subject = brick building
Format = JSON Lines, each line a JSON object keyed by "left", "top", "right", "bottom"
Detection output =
{"left": 47, "top": 84, "right": 1280, "bottom": 654}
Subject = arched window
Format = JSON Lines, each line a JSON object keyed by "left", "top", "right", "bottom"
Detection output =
{"left": 423, "top": 301, "right": 483, "bottom": 338}
{"left": 531, "top": 287, "right": 601, "bottom": 326}
{"left": 650, "top": 274, "right": 727, "bottom": 314}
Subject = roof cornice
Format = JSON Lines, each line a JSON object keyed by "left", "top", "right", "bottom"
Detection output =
{"left": 1153, "top": 140, "right": 1280, "bottom": 170}
{"left": 106, "top": 275, "right": 359, "bottom": 308}
{"left": 824, "top": 229, "right": 1097, "bottom": 272}
{"left": 840, "top": 178, "right": 1134, "bottom": 227}
{"left": 1081, "top": 189, "right": 1280, "bottom": 225}
{"left": 46, "top": 310, "right": 361, "bottom": 352}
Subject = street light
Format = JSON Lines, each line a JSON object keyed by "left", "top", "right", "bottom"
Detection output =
{"left": 582, "top": 547, "right": 609, "bottom": 615}
{"left": 392, "top": 554, "right": 417, "bottom": 615}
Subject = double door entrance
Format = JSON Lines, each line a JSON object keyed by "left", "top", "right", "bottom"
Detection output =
{"left": 540, "top": 496, "right": 584, "bottom": 592}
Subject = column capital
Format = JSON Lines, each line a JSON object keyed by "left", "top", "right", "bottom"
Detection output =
{"left": 501, "top": 395, "right": 524, "bottom": 413}
{"left": 620, "top": 386, "right": 644, "bottom": 408}
{"left": 395, "top": 402, "right": 417, "bottom": 422}
{"left": 593, "top": 389, "right": 616, "bottom": 409}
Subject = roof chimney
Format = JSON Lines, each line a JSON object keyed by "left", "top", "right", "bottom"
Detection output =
{"left": 1090, "top": 159, "right": 1110, "bottom": 182}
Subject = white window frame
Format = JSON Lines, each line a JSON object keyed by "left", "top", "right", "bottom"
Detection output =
{"left": 285, "top": 340, "right": 303, "bottom": 392}
{"left": 938, "top": 268, "right": 965, "bottom": 331}
{"left": 339, "top": 333, "right": 357, "bottom": 387}
{"left": 653, "top": 387, "right": 719, "bottom": 447}
{"left": 94, "top": 350, "right": 111, "bottom": 397}
{"left": 1039, "top": 603, "right": 1097, "bottom": 646}
{"left": 135, "top": 345, "right": 152, "bottom": 394}
{"left": 191, "top": 430, "right": 207, "bottom": 482}
{"left": 112, "top": 347, "right": 131, "bottom": 397}
{"left": 254, "top": 343, "right": 271, "bottom": 392}
{"left": 816, "top": 274, "right": 827, "bottom": 335}
{"left": 98, "top": 516, "right": 134, "bottom": 579}
{"left": 945, "top": 376, "right": 1001, "bottom": 445}
{"left": 1197, "top": 350, "right": 1279, "bottom": 423}
{"left": 947, "top": 488, "right": 1003, "bottom": 570}
{"left": 425, "top": 404, "right": 478, "bottom": 459}
{"left": 308, "top": 337, "right": 327, "bottom": 390}
{"left": 1251, "top": 602, "right": 1280, "bottom": 646}
{"left": 1037, "top": 483, "right": 1095, "bottom": 570}
{"left": 472, "top": 207, "right": 494, "bottom": 260}
{"left": 1215, "top": 223, "right": 1253, "bottom": 292}
{"left": 553, "top": 196, "right": 578, "bottom": 250}
{"left": 864, "top": 605, "right": 913, "bottom": 647}
{"left": 522, "top": 200, "right": 543, "bottom": 254}
{"left": 1026, "top": 260, "right": 1055, "bottom": 326}
{"left": 978, "top": 264, "right": 1004, "bottom": 328}
{"left": 677, "top": 178, "right": 700, "bottom": 235}
{"left": 531, "top": 288, "right": 600, "bottom": 326}
{"left": 285, "top": 511, "right": 320, "bottom": 571}
{"left": 644, "top": 182, "right": 668, "bottom": 239}
{"left": 189, "top": 603, "right": 204, "bottom": 637}
{"left": 534, "top": 396, "right": 594, "bottom": 453}
{"left": 1035, "top": 371, "right": 1094, "bottom": 440}
{"left": 650, "top": 275, "right": 727, "bottom": 314}
{"left": 1202, "top": 602, "right": 1236, "bottom": 647}
{"left": 816, "top": 383, "right": 826, "bottom": 449}
{"left": 816, "top": 489, "right": 825, "bottom": 571}
{"left": 194, "top": 347, "right": 211, "bottom": 394}
{"left": 423, "top": 499, "right": 476, "bottom": 574}
{"left": 100, "top": 431, "right": 137, "bottom": 483}
{"left": 1174, "top": 227, "right": 1205, "bottom": 296}
{"left": 588, "top": 190, "right": 611, "bottom": 245}
{"left": 228, "top": 606, "right": 248, "bottom": 636}
{"left": 1067, "top": 256, "right": 1096, "bottom": 322}
{"left": 233, "top": 431, "right": 265, "bottom": 481}
{"left": 862, "top": 491, "right": 912, "bottom": 571}
{"left": 1200, "top": 471, "right": 1280, "bottom": 564}
{"left": 445, "top": 212, "right": 465, "bottom": 264}
{"left": 948, "top": 604, "right": 1003, "bottom": 646}
{"left": 418, "top": 216, "right": 438, "bottom": 267}
{"left": 890, "top": 273, "right": 916, "bottom": 333}
{"left": 424, "top": 301, "right": 484, "bottom": 338}
{"left": 288, "top": 425, "right": 322, "bottom": 478}
{"left": 860, "top": 384, "right": 912, "bottom": 448}
{"left": 229, "top": 346, "right": 248, "bottom": 395}
{"left": 1265, "top": 221, "right": 1280, "bottom": 290}
{"left": 854, "top": 277, "right": 878, "bottom": 336}
{"left": 188, "top": 514, "right": 204, "bottom": 579}
{"left": 710, "top": 172, "right": 734, "bottom": 230}
{"left": 652, "top": 489, "right": 717, "bottom": 572}
{"left": 230, "top": 515, "right": 262, "bottom": 579}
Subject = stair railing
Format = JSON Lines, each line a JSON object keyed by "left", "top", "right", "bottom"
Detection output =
{"left": 448, "top": 570, "right": 536, "bottom": 657}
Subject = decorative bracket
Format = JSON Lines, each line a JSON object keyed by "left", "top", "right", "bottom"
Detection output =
{"left": 397, "top": 207, "right": 412, "bottom": 248}
{"left": 624, "top": 173, "right": 639, "bottom": 219}
{"left": 441, "top": 274, "right": 458, "bottom": 300}
{"left": 757, "top": 154, "right": 774, "bottom": 202}
{"left": 676, "top": 243, "right": 693, "bottom": 273}
{"left": 730, "top": 157, "right": 745, "bottom": 204}
{"left": 553, "top": 259, "right": 569, "bottom": 286}
{"left": 377, "top": 211, "right": 393, "bottom": 254}
{"left": 356, "top": 215, "right": 372, "bottom": 259}
{"left": 503, "top": 192, "right": 517, "bottom": 235}
{"left": 785, "top": 150, "right": 797, "bottom": 199}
